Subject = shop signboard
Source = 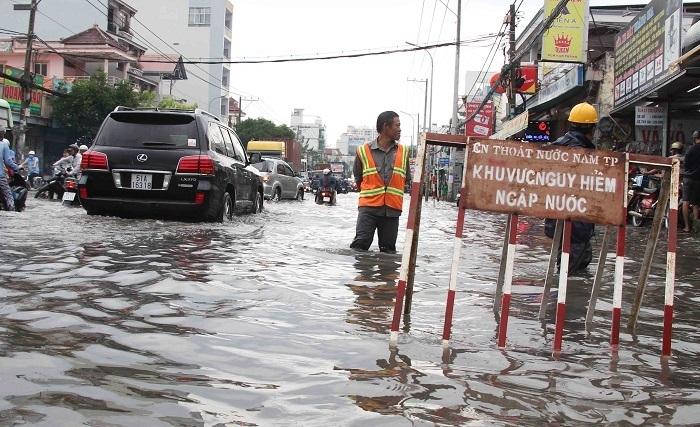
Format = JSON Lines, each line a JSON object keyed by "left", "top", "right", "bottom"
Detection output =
{"left": 536, "top": 63, "right": 584, "bottom": 106}
{"left": 464, "top": 138, "right": 626, "bottom": 225}
{"left": 491, "top": 110, "right": 528, "bottom": 140}
{"left": 465, "top": 101, "right": 494, "bottom": 137}
{"left": 1, "top": 66, "right": 43, "bottom": 116}
{"left": 541, "top": 0, "right": 590, "bottom": 63}
{"left": 613, "top": 0, "right": 683, "bottom": 106}
{"left": 635, "top": 105, "right": 666, "bottom": 127}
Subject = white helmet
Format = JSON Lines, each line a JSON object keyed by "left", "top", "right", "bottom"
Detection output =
{"left": 323, "top": 168, "right": 331, "bottom": 175}
{"left": 28, "top": 150, "right": 35, "bottom": 155}
{"left": 79, "top": 144, "right": 89, "bottom": 152}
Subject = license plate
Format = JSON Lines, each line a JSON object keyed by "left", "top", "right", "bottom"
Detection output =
{"left": 323, "top": 197, "right": 330, "bottom": 202}
{"left": 62, "top": 192, "right": 76, "bottom": 202}
{"left": 131, "top": 174, "right": 153, "bottom": 190}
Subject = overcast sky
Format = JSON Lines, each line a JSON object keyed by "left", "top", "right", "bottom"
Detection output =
{"left": 230, "top": 0, "right": 645, "bottom": 148}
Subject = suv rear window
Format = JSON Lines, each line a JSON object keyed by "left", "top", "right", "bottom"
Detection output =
{"left": 96, "top": 113, "right": 199, "bottom": 148}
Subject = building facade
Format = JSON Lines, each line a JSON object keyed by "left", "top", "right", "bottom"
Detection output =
{"left": 290, "top": 108, "right": 326, "bottom": 152}
{"left": 125, "top": 0, "right": 233, "bottom": 118}
{"left": 335, "top": 125, "right": 376, "bottom": 156}
{"left": 3, "top": 0, "right": 233, "bottom": 119}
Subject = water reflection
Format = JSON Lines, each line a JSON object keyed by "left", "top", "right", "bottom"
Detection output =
{"left": 345, "top": 252, "right": 401, "bottom": 333}
{"left": 1, "top": 197, "right": 700, "bottom": 424}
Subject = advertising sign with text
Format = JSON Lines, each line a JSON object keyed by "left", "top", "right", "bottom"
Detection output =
{"left": 465, "top": 101, "right": 494, "bottom": 137}
{"left": 464, "top": 138, "right": 626, "bottom": 225}
{"left": 614, "top": 0, "right": 682, "bottom": 106}
{"left": 541, "top": 0, "right": 590, "bottom": 63}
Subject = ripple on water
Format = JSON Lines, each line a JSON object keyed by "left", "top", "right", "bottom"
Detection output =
{"left": 0, "top": 196, "right": 699, "bottom": 425}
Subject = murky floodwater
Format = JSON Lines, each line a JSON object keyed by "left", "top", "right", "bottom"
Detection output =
{"left": 1, "top": 193, "right": 699, "bottom": 426}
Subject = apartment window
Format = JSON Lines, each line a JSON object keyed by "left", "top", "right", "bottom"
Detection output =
{"left": 220, "top": 98, "right": 229, "bottom": 117}
{"left": 188, "top": 7, "right": 211, "bottom": 26}
{"left": 223, "top": 38, "right": 231, "bottom": 59}
{"left": 222, "top": 67, "right": 230, "bottom": 88}
{"left": 225, "top": 9, "right": 233, "bottom": 30}
{"left": 34, "top": 63, "right": 48, "bottom": 76}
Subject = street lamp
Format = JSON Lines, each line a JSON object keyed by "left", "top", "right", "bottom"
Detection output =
{"left": 406, "top": 41, "right": 433, "bottom": 132}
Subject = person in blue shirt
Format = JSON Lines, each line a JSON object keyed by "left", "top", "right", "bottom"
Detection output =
{"left": 21, "top": 150, "right": 40, "bottom": 184}
{"left": 0, "top": 126, "right": 20, "bottom": 211}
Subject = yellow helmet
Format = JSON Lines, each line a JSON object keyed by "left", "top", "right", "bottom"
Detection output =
{"left": 671, "top": 141, "right": 683, "bottom": 150}
{"left": 568, "top": 102, "right": 598, "bottom": 125}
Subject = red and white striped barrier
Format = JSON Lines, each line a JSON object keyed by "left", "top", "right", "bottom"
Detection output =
{"left": 496, "top": 214, "right": 519, "bottom": 348}
{"left": 389, "top": 137, "right": 427, "bottom": 347}
{"left": 611, "top": 223, "right": 625, "bottom": 348}
{"left": 662, "top": 159, "right": 681, "bottom": 357}
{"left": 553, "top": 220, "right": 572, "bottom": 353}
{"left": 441, "top": 189, "right": 468, "bottom": 347}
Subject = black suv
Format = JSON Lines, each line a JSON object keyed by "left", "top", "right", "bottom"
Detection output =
{"left": 78, "top": 107, "right": 263, "bottom": 221}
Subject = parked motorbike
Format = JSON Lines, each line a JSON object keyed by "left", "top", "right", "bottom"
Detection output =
{"left": 315, "top": 187, "right": 336, "bottom": 205}
{"left": 627, "top": 174, "right": 660, "bottom": 227}
{"left": 61, "top": 176, "right": 81, "bottom": 207}
{"left": 35, "top": 169, "right": 67, "bottom": 200}
{"left": 0, "top": 173, "right": 29, "bottom": 212}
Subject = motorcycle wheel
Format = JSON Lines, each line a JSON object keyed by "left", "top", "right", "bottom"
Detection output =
{"left": 631, "top": 199, "right": 644, "bottom": 227}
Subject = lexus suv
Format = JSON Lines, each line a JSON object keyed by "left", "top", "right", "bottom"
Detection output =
{"left": 78, "top": 107, "right": 264, "bottom": 221}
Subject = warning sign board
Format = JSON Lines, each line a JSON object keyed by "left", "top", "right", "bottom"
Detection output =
{"left": 464, "top": 138, "right": 626, "bottom": 225}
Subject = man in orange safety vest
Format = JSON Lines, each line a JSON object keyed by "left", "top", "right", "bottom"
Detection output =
{"left": 350, "top": 111, "right": 410, "bottom": 253}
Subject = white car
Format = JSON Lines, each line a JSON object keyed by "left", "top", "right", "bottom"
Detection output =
{"left": 252, "top": 158, "right": 304, "bottom": 201}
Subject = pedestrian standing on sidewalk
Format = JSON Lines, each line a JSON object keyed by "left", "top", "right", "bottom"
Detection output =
{"left": 350, "top": 111, "right": 410, "bottom": 253}
{"left": 0, "top": 126, "right": 20, "bottom": 211}
{"left": 682, "top": 130, "right": 700, "bottom": 232}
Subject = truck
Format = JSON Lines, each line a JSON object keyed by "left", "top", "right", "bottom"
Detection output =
{"left": 246, "top": 139, "right": 303, "bottom": 174}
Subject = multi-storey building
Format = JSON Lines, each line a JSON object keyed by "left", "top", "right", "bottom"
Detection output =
{"left": 3, "top": 0, "right": 233, "bottom": 119}
{"left": 125, "top": 0, "right": 234, "bottom": 118}
{"left": 335, "top": 126, "right": 376, "bottom": 156}
{"left": 290, "top": 108, "right": 326, "bottom": 152}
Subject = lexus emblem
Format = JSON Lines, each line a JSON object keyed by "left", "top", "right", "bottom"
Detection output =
{"left": 136, "top": 154, "right": 148, "bottom": 162}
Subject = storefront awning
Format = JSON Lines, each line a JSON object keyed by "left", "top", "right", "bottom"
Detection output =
{"left": 611, "top": 70, "right": 693, "bottom": 114}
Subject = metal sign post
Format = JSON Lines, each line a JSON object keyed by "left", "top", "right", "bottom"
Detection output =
{"left": 388, "top": 135, "right": 681, "bottom": 358}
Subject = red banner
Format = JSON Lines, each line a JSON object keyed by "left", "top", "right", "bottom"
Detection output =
{"left": 465, "top": 101, "right": 494, "bottom": 137}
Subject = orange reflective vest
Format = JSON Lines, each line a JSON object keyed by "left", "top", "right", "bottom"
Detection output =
{"left": 357, "top": 142, "right": 408, "bottom": 211}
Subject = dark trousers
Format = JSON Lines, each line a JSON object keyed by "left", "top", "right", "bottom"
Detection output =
{"left": 350, "top": 210, "right": 399, "bottom": 252}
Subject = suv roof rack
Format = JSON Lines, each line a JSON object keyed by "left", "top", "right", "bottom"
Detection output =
{"left": 112, "top": 105, "right": 221, "bottom": 122}
{"left": 195, "top": 108, "right": 221, "bottom": 122}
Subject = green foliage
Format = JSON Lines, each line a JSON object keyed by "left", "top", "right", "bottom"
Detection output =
{"left": 158, "top": 96, "right": 198, "bottom": 110}
{"left": 235, "top": 117, "right": 295, "bottom": 145}
{"left": 51, "top": 72, "right": 155, "bottom": 138}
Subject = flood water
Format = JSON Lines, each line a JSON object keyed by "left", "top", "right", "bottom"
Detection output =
{"left": 1, "top": 193, "right": 699, "bottom": 426}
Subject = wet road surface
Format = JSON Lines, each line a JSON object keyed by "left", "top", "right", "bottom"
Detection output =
{"left": 1, "top": 193, "right": 699, "bottom": 425}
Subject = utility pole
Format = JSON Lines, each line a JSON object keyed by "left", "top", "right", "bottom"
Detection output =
{"left": 408, "top": 78, "right": 428, "bottom": 132}
{"left": 507, "top": 2, "right": 518, "bottom": 117}
{"left": 451, "top": 0, "right": 462, "bottom": 134}
{"left": 15, "top": 0, "right": 38, "bottom": 157}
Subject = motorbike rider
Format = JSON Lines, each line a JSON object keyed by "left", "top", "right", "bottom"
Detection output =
{"left": 0, "top": 126, "right": 20, "bottom": 211}
{"left": 20, "top": 150, "right": 41, "bottom": 184}
{"left": 318, "top": 168, "right": 338, "bottom": 204}
{"left": 544, "top": 102, "right": 598, "bottom": 273}
{"left": 53, "top": 148, "right": 74, "bottom": 175}
{"left": 68, "top": 143, "right": 83, "bottom": 177}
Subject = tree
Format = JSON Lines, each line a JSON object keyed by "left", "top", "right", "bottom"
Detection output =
{"left": 235, "top": 117, "right": 295, "bottom": 145}
{"left": 51, "top": 72, "right": 155, "bottom": 138}
{"left": 158, "top": 96, "right": 197, "bottom": 110}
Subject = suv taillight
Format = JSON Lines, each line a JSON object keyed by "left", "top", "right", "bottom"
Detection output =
{"left": 81, "top": 151, "right": 109, "bottom": 170}
{"left": 177, "top": 155, "right": 215, "bottom": 175}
